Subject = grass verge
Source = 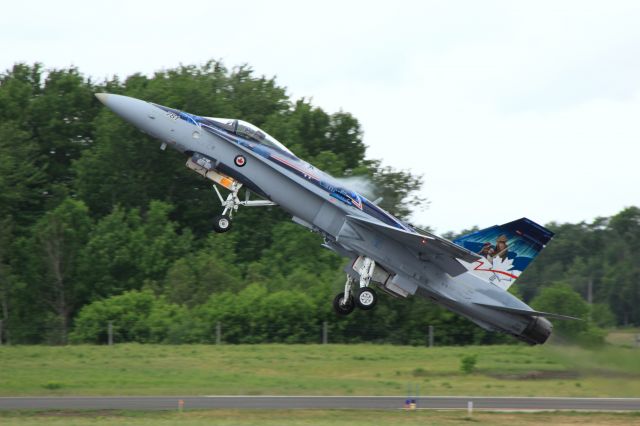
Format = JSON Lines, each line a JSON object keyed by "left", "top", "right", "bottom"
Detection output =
{"left": 0, "top": 343, "right": 639, "bottom": 397}
{"left": 1, "top": 409, "right": 639, "bottom": 426}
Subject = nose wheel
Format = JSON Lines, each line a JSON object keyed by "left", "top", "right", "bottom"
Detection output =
{"left": 210, "top": 179, "right": 276, "bottom": 234}
{"left": 213, "top": 214, "right": 232, "bottom": 233}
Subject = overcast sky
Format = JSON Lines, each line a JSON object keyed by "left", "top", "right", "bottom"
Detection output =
{"left": 2, "top": 1, "right": 639, "bottom": 233}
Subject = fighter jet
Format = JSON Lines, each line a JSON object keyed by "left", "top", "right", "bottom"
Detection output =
{"left": 95, "top": 93, "right": 577, "bottom": 345}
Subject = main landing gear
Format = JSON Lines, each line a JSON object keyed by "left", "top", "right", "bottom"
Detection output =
{"left": 211, "top": 182, "right": 276, "bottom": 233}
{"left": 333, "top": 256, "right": 378, "bottom": 315}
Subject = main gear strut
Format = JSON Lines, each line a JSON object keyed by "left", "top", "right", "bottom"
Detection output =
{"left": 333, "top": 256, "right": 379, "bottom": 314}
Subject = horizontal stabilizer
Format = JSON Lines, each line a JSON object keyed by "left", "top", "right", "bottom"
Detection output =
{"left": 475, "top": 302, "right": 582, "bottom": 321}
{"left": 345, "top": 215, "right": 480, "bottom": 276}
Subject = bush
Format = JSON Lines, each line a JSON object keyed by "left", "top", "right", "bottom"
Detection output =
{"left": 412, "top": 367, "right": 428, "bottom": 377}
{"left": 460, "top": 354, "right": 477, "bottom": 374}
{"left": 574, "top": 326, "right": 606, "bottom": 347}
{"left": 70, "top": 290, "right": 185, "bottom": 344}
{"left": 531, "top": 283, "right": 606, "bottom": 347}
{"left": 591, "top": 304, "right": 616, "bottom": 328}
{"left": 531, "top": 283, "right": 589, "bottom": 336}
{"left": 42, "top": 382, "right": 63, "bottom": 390}
{"left": 189, "top": 284, "right": 319, "bottom": 344}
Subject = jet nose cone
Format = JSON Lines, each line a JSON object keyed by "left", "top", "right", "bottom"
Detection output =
{"left": 95, "top": 93, "right": 109, "bottom": 105}
{"left": 94, "top": 93, "right": 155, "bottom": 131}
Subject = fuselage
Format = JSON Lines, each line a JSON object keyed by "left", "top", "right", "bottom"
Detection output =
{"left": 96, "top": 93, "right": 550, "bottom": 343}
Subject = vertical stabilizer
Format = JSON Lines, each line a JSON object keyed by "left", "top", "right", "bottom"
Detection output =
{"left": 453, "top": 218, "right": 554, "bottom": 290}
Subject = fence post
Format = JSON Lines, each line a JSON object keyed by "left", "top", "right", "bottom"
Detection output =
{"left": 216, "top": 322, "right": 222, "bottom": 345}
{"left": 322, "top": 321, "right": 328, "bottom": 344}
{"left": 107, "top": 321, "right": 113, "bottom": 346}
{"left": 428, "top": 325, "right": 434, "bottom": 348}
{"left": 0, "top": 319, "right": 3, "bottom": 346}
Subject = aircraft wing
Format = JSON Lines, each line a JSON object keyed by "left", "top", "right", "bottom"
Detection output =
{"left": 474, "top": 302, "right": 582, "bottom": 321}
{"left": 345, "top": 215, "right": 481, "bottom": 276}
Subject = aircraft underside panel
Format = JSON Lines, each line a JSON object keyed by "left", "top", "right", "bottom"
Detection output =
{"left": 312, "top": 201, "right": 346, "bottom": 236}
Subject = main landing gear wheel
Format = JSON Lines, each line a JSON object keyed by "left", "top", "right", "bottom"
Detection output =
{"left": 333, "top": 292, "right": 355, "bottom": 316}
{"left": 213, "top": 214, "right": 232, "bottom": 233}
{"left": 356, "top": 287, "right": 377, "bottom": 310}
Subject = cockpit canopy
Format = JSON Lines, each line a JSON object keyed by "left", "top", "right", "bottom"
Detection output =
{"left": 206, "top": 117, "right": 294, "bottom": 155}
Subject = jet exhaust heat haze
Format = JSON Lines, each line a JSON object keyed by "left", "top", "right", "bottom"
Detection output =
{"left": 96, "top": 93, "right": 578, "bottom": 345}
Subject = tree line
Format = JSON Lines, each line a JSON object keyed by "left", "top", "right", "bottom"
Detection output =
{"left": 0, "top": 61, "right": 637, "bottom": 345}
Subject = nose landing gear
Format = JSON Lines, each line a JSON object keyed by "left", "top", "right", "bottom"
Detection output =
{"left": 213, "top": 214, "right": 233, "bottom": 233}
{"left": 185, "top": 154, "right": 277, "bottom": 234}
{"left": 211, "top": 180, "right": 277, "bottom": 234}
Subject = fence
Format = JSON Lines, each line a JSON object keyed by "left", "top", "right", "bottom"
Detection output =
{"left": 2, "top": 318, "right": 637, "bottom": 348}
{"left": 99, "top": 320, "right": 438, "bottom": 346}
{"left": 0, "top": 319, "right": 442, "bottom": 347}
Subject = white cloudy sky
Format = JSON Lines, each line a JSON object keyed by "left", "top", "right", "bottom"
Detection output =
{"left": 2, "top": 1, "right": 639, "bottom": 232}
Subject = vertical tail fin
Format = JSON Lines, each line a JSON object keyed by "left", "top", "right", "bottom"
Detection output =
{"left": 453, "top": 218, "right": 554, "bottom": 290}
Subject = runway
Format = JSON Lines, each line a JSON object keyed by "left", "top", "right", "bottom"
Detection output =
{"left": 0, "top": 396, "right": 639, "bottom": 411}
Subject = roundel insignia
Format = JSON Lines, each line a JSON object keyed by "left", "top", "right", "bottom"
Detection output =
{"left": 234, "top": 155, "right": 246, "bottom": 167}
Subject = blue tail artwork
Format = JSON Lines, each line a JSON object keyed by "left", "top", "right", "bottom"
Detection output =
{"left": 453, "top": 218, "right": 554, "bottom": 290}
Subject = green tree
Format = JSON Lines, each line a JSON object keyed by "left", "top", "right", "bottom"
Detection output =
{"left": 257, "top": 222, "right": 343, "bottom": 280}
{"left": 163, "top": 234, "right": 241, "bottom": 307}
{"left": 76, "top": 205, "right": 140, "bottom": 297}
{"left": 0, "top": 63, "right": 99, "bottom": 192}
{"left": 601, "top": 258, "right": 640, "bottom": 326}
{"left": 0, "top": 63, "right": 43, "bottom": 123}
{"left": 0, "top": 217, "right": 17, "bottom": 343}
{"left": 531, "top": 283, "right": 589, "bottom": 337}
{"left": 78, "top": 201, "right": 192, "bottom": 299}
{"left": 600, "top": 207, "right": 640, "bottom": 325}
{"left": 132, "top": 201, "right": 193, "bottom": 284}
{"left": 590, "top": 303, "right": 616, "bottom": 328}
{"left": 609, "top": 207, "right": 640, "bottom": 252}
{"left": 23, "top": 198, "right": 92, "bottom": 343}
{"left": 0, "top": 122, "right": 47, "bottom": 227}
{"left": 28, "top": 67, "right": 99, "bottom": 187}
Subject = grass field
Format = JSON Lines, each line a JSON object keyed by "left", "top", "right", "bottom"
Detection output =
{"left": 1, "top": 343, "right": 639, "bottom": 397}
{"left": 1, "top": 409, "right": 640, "bottom": 426}
{"left": 606, "top": 327, "right": 640, "bottom": 347}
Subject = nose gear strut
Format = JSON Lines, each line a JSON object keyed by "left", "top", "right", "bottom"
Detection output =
{"left": 211, "top": 182, "right": 277, "bottom": 233}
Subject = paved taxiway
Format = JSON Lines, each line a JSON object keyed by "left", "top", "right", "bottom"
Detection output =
{"left": 0, "top": 396, "right": 639, "bottom": 411}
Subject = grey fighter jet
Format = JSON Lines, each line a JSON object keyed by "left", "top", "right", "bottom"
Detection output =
{"left": 96, "top": 93, "right": 576, "bottom": 345}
